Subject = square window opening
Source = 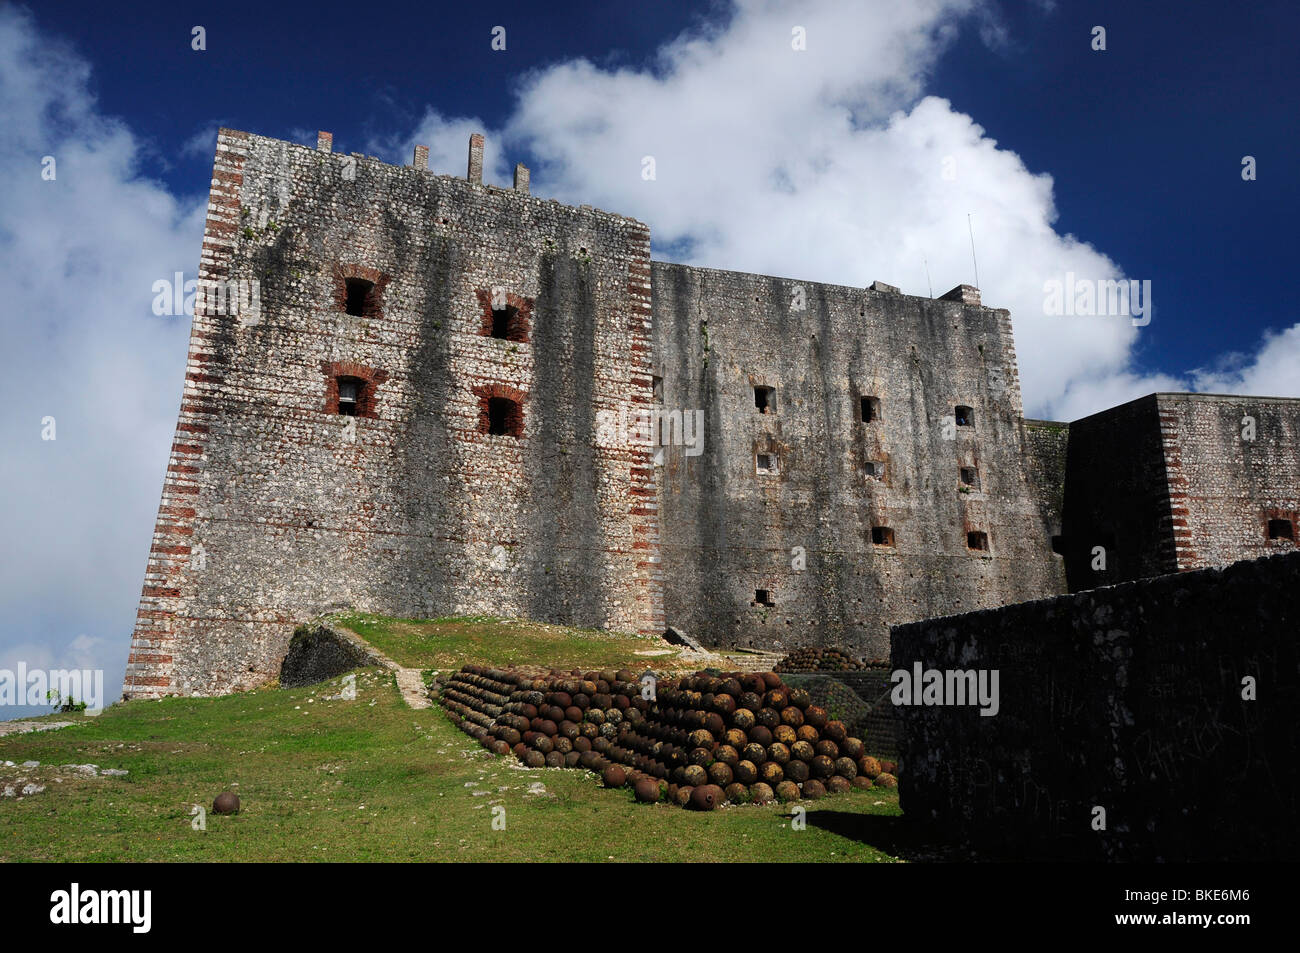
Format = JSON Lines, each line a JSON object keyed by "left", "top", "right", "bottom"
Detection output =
{"left": 756, "top": 452, "right": 777, "bottom": 474}
{"left": 754, "top": 386, "right": 775, "bottom": 414}
{"left": 336, "top": 377, "right": 362, "bottom": 416}
{"left": 967, "top": 530, "right": 989, "bottom": 551}
{"left": 488, "top": 397, "right": 520, "bottom": 437}
{"left": 959, "top": 466, "right": 980, "bottom": 488}
{"left": 955, "top": 405, "right": 975, "bottom": 428}
{"left": 491, "top": 306, "right": 516, "bottom": 340}
{"left": 344, "top": 278, "right": 373, "bottom": 317}
{"left": 754, "top": 589, "right": 775, "bottom": 607}
{"left": 1268, "top": 518, "right": 1294, "bottom": 540}
{"left": 871, "top": 526, "right": 894, "bottom": 546}
{"left": 860, "top": 396, "right": 880, "bottom": 423}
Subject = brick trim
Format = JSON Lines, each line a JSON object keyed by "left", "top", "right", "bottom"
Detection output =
{"left": 471, "top": 382, "right": 528, "bottom": 437}
{"left": 320, "top": 360, "right": 390, "bottom": 418}
{"left": 474, "top": 288, "right": 533, "bottom": 343}
{"left": 333, "top": 263, "right": 390, "bottom": 319}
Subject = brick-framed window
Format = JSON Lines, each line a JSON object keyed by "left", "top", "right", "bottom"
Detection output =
{"left": 471, "top": 382, "right": 527, "bottom": 438}
{"left": 475, "top": 289, "right": 533, "bottom": 343}
{"left": 1265, "top": 510, "right": 1298, "bottom": 542}
{"left": 320, "top": 361, "right": 389, "bottom": 418}
{"left": 333, "top": 264, "right": 389, "bottom": 319}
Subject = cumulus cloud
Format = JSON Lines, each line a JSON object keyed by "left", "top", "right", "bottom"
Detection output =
{"left": 1191, "top": 323, "right": 1300, "bottom": 398}
{"left": 0, "top": 6, "right": 205, "bottom": 715}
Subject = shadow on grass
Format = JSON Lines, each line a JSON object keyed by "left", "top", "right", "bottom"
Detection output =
{"left": 803, "top": 810, "right": 981, "bottom": 862}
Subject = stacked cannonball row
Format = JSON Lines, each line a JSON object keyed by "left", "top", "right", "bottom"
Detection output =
{"left": 774, "top": 646, "right": 866, "bottom": 673}
{"left": 438, "top": 665, "right": 898, "bottom": 810}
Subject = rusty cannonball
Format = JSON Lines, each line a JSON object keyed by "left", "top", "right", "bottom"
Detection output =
{"left": 532, "top": 735, "right": 554, "bottom": 754}
{"left": 804, "top": 705, "right": 829, "bottom": 730}
{"left": 802, "top": 778, "right": 827, "bottom": 800}
{"left": 673, "top": 785, "right": 694, "bottom": 807}
{"left": 602, "top": 764, "right": 627, "bottom": 788}
{"left": 683, "top": 764, "right": 708, "bottom": 787}
{"left": 759, "top": 761, "right": 785, "bottom": 786}
{"left": 702, "top": 712, "right": 726, "bottom": 737}
{"left": 714, "top": 744, "right": 739, "bottom": 767}
{"left": 760, "top": 672, "right": 781, "bottom": 690}
{"left": 834, "top": 756, "right": 858, "bottom": 779}
{"left": 213, "top": 791, "right": 240, "bottom": 815}
{"left": 545, "top": 751, "right": 564, "bottom": 768}
{"left": 734, "top": 759, "right": 759, "bottom": 785}
{"left": 780, "top": 706, "right": 804, "bottom": 728}
{"left": 707, "top": 762, "right": 734, "bottom": 787}
{"left": 787, "top": 686, "right": 811, "bottom": 709}
{"left": 815, "top": 739, "right": 839, "bottom": 759}
{"left": 689, "top": 784, "right": 724, "bottom": 811}
{"left": 634, "top": 777, "right": 662, "bottom": 803}
{"left": 796, "top": 725, "right": 819, "bottom": 744}
{"left": 858, "top": 755, "right": 881, "bottom": 778}
{"left": 724, "top": 728, "right": 748, "bottom": 749}
{"left": 790, "top": 740, "right": 815, "bottom": 763}
{"left": 824, "top": 721, "right": 848, "bottom": 744}
{"left": 688, "top": 729, "right": 715, "bottom": 749}
{"left": 564, "top": 751, "right": 582, "bottom": 768}
{"left": 491, "top": 740, "right": 511, "bottom": 756}
{"left": 811, "top": 755, "right": 835, "bottom": 779}
{"left": 689, "top": 747, "right": 713, "bottom": 767}
{"left": 840, "top": 736, "right": 864, "bottom": 760}
{"left": 756, "top": 707, "right": 781, "bottom": 730}
{"left": 748, "top": 725, "right": 774, "bottom": 747}
{"left": 784, "top": 758, "right": 809, "bottom": 783}
{"left": 826, "top": 776, "right": 852, "bottom": 795}
{"left": 773, "top": 724, "right": 796, "bottom": 746}
{"left": 764, "top": 688, "right": 789, "bottom": 710}
{"left": 742, "top": 742, "right": 767, "bottom": 764}
{"left": 579, "top": 750, "right": 602, "bottom": 770}
{"left": 851, "top": 775, "right": 874, "bottom": 790}
{"left": 740, "top": 691, "right": 764, "bottom": 712}
{"left": 725, "top": 782, "right": 749, "bottom": 804}
{"left": 875, "top": 772, "right": 898, "bottom": 789}
{"left": 750, "top": 782, "right": 775, "bottom": 804}
{"left": 573, "top": 736, "right": 592, "bottom": 753}
{"left": 523, "top": 750, "right": 546, "bottom": 768}
{"left": 775, "top": 780, "right": 801, "bottom": 802}
{"left": 767, "top": 742, "right": 791, "bottom": 765}
{"left": 881, "top": 759, "right": 898, "bottom": 775}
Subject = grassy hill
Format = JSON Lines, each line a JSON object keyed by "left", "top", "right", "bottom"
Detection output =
{"left": 0, "top": 616, "right": 916, "bottom": 862}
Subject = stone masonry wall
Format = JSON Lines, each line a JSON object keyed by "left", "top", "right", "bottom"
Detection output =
{"left": 124, "top": 129, "right": 660, "bottom": 698}
{"left": 651, "top": 263, "right": 1067, "bottom": 659}
{"left": 891, "top": 551, "right": 1300, "bottom": 861}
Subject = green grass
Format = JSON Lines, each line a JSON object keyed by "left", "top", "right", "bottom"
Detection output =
{"left": 332, "top": 612, "right": 691, "bottom": 673}
{"left": 0, "top": 670, "right": 906, "bottom": 862}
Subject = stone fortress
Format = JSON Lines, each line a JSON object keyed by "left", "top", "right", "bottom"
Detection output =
{"left": 122, "top": 128, "right": 1300, "bottom": 699}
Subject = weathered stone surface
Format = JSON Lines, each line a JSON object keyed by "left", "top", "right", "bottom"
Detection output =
{"left": 892, "top": 551, "right": 1300, "bottom": 861}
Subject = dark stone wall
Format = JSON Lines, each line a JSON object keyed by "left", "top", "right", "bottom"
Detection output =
{"left": 891, "top": 552, "right": 1300, "bottom": 861}
{"left": 651, "top": 261, "right": 1067, "bottom": 659}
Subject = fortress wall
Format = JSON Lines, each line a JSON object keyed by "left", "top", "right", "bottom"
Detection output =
{"left": 124, "top": 129, "right": 660, "bottom": 698}
{"left": 650, "top": 262, "right": 1066, "bottom": 658}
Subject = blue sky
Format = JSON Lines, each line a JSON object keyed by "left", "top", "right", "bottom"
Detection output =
{"left": 1, "top": 0, "right": 1296, "bottom": 716}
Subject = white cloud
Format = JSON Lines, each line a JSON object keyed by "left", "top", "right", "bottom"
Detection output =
{"left": 0, "top": 6, "right": 205, "bottom": 713}
{"left": 1190, "top": 323, "right": 1300, "bottom": 398}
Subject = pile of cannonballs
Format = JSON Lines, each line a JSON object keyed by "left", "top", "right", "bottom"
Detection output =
{"left": 439, "top": 664, "right": 898, "bottom": 810}
{"left": 774, "top": 646, "right": 866, "bottom": 673}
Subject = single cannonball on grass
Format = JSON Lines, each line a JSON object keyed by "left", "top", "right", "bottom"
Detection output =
{"left": 840, "top": 737, "right": 864, "bottom": 760}
{"left": 602, "top": 765, "right": 627, "bottom": 788}
{"left": 858, "top": 756, "right": 881, "bottom": 778}
{"left": 802, "top": 779, "right": 827, "bottom": 800}
{"left": 634, "top": 777, "right": 662, "bottom": 803}
{"left": 767, "top": 742, "right": 791, "bottom": 765}
{"left": 851, "top": 775, "right": 873, "bottom": 790}
{"left": 825, "top": 721, "right": 848, "bottom": 744}
{"left": 826, "top": 776, "right": 851, "bottom": 795}
{"left": 213, "top": 792, "right": 240, "bottom": 815}
{"left": 759, "top": 761, "right": 785, "bottom": 786}
{"left": 773, "top": 724, "right": 796, "bottom": 746}
{"left": 748, "top": 725, "right": 774, "bottom": 747}
{"left": 742, "top": 742, "right": 767, "bottom": 764}
{"left": 834, "top": 756, "right": 858, "bottom": 779}
{"left": 690, "top": 784, "right": 724, "bottom": 811}
{"left": 523, "top": 750, "right": 546, "bottom": 768}
{"left": 564, "top": 751, "right": 582, "bottom": 768}
{"left": 750, "top": 782, "right": 775, "bottom": 805}
{"left": 815, "top": 739, "right": 839, "bottom": 759}
{"left": 811, "top": 755, "right": 835, "bottom": 779}
{"left": 708, "top": 762, "right": 734, "bottom": 787}
{"left": 756, "top": 708, "right": 781, "bottom": 730}
{"left": 673, "top": 785, "right": 695, "bottom": 807}
{"left": 775, "top": 780, "right": 801, "bottom": 802}
{"left": 683, "top": 764, "right": 708, "bottom": 787}
{"left": 734, "top": 760, "right": 759, "bottom": 785}
{"left": 875, "top": 772, "right": 898, "bottom": 789}
{"left": 725, "top": 782, "right": 749, "bottom": 805}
